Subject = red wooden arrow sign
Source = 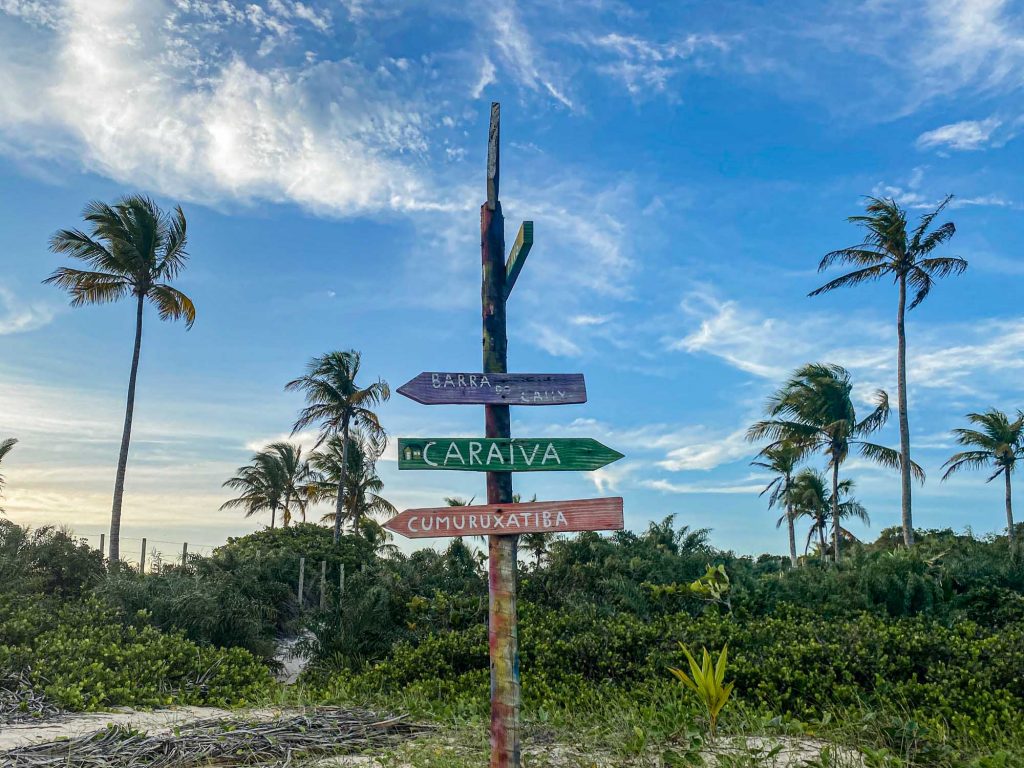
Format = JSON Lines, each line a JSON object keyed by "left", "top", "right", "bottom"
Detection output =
{"left": 397, "top": 372, "right": 586, "bottom": 406}
{"left": 384, "top": 496, "right": 623, "bottom": 539}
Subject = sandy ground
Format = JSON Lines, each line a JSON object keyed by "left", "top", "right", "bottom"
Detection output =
{"left": 0, "top": 706, "right": 287, "bottom": 751}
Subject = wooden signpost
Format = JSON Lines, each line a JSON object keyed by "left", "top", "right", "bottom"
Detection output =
{"left": 390, "top": 102, "right": 624, "bottom": 768}
{"left": 385, "top": 497, "right": 624, "bottom": 538}
{"left": 397, "top": 372, "right": 586, "bottom": 406}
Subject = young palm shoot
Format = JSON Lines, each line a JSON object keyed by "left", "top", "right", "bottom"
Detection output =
{"left": 668, "top": 644, "right": 735, "bottom": 741}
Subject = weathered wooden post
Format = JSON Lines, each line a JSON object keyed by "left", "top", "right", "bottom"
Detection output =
{"left": 99, "top": 533, "right": 105, "bottom": 558}
{"left": 181, "top": 542, "right": 188, "bottom": 568}
{"left": 298, "top": 556, "right": 305, "bottom": 610}
{"left": 480, "top": 102, "right": 520, "bottom": 768}
{"left": 390, "top": 102, "right": 624, "bottom": 768}
{"left": 140, "top": 538, "right": 147, "bottom": 574}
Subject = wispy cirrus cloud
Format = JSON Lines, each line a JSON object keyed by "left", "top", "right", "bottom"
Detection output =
{"left": 916, "top": 116, "right": 1007, "bottom": 151}
{"left": 0, "top": 285, "right": 57, "bottom": 335}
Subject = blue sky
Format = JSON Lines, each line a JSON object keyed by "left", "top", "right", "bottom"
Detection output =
{"left": 0, "top": 0, "right": 1022, "bottom": 558}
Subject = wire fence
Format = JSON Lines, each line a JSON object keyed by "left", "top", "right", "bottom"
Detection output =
{"left": 76, "top": 532, "right": 220, "bottom": 572}
{"left": 75, "top": 531, "right": 347, "bottom": 611}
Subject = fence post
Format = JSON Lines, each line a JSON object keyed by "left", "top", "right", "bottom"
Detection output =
{"left": 140, "top": 538, "right": 147, "bottom": 574}
{"left": 182, "top": 542, "right": 188, "bottom": 568}
{"left": 320, "top": 560, "right": 327, "bottom": 610}
{"left": 99, "top": 533, "right": 105, "bottom": 558}
{"left": 298, "top": 557, "right": 305, "bottom": 610}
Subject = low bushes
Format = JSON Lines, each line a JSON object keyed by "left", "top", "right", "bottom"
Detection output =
{"left": 0, "top": 595, "right": 272, "bottom": 711}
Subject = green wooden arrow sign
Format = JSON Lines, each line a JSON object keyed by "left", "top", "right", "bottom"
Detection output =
{"left": 397, "top": 437, "right": 623, "bottom": 472}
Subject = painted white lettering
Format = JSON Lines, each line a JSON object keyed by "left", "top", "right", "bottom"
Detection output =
{"left": 469, "top": 514, "right": 478, "bottom": 528}
{"left": 431, "top": 374, "right": 441, "bottom": 389}
{"left": 437, "top": 516, "right": 449, "bottom": 530}
{"left": 542, "top": 511, "right": 552, "bottom": 528}
{"left": 519, "top": 444, "right": 540, "bottom": 466}
{"left": 422, "top": 516, "right": 433, "bottom": 532}
{"left": 423, "top": 442, "right": 438, "bottom": 467}
{"left": 453, "top": 516, "right": 465, "bottom": 530}
{"left": 444, "top": 442, "right": 466, "bottom": 465}
{"left": 470, "top": 375, "right": 478, "bottom": 387}
{"left": 480, "top": 375, "right": 491, "bottom": 388}
{"left": 507, "top": 514, "right": 520, "bottom": 528}
{"left": 519, "top": 513, "right": 531, "bottom": 527}
{"left": 556, "top": 511, "right": 568, "bottom": 527}
{"left": 493, "top": 514, "right": 505, "bottom": 529}
{"left": 469, "top": 442, "right": 483, "bottom": 465}
{"left": 409, "top": 516, "right": 419, "bottom": 533}
{"left": 458, "top": 374, "right": 466, "bottom": 387}
{"left": 444, "top": 373, "right": 455, "bottom": 388}
{"left": 542, "top": 443, "right": 561, "bottom": 465}
{"left": 487, "top": 442, "right": 505, "bottom": 464}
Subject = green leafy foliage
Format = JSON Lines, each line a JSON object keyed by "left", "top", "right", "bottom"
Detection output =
{"left": 668, "top": 645, "right": 734, "bottom": 738}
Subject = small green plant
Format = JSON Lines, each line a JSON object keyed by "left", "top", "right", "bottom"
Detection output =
{"left": 668, "top": 644, "right": 734, "bottom": 740}
{"left": 689, "top": 564, "right": 732, "bottom": 612}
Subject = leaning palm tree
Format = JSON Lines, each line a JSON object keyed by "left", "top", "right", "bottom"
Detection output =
{"left": 286, "top": 351, "right": 390, "bottom": 544}
{"left": 44, "top": 196, "right": 196, "bottom": 566}
{"left": 311, "top": 432, "right": 397, "bottom": 535}
{"left": 941, "top": 409, "right": 1024, "bottom": 543}
{"left": 748, "top": 363, "right": 923, "bottom": 562}
{"left": 266, "top": 442, "right": 313, "bottom": 526}
{"left": 0, "top": 438, "right": 17, "bottom": 513}
{"left": 810, "top": 196, "right": 967, "bottom": 549}
{"left": 751, "top": 441, "right": 802, "bottom": 567}
{"left": 221, "top": 450, "right": 287, "bottom": 528}
{"left": 790, "top": 469, "right": 869, "bottom": 557}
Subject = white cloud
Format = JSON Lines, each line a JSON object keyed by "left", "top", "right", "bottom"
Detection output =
{"left": 0, "top": 286, "right": 56, "bottom": 335}
{"left": 669, "top": 287, "right": 1024, "bottom": 401}
{"left": 583, "top": 31, "right": 731, "bottom": 96}
{"left": 0, "top": 1, "right": 445, "bottom": 217}
{"left": 916, "top": 117, "right": 1004, "bottom": 151}
{"left": 528, "top": 324, "right": 583, "bottom": 357}
{"left": 655, "top": 427, "right": 752, "bottom": 471}
{"left": 640, "top": 478, "right": 766, "bottom": 495}
{"left": 488, "top": 1, "right": 573, "bottom": 109}
{"left": 570, "top": 314, "right": 614, "bottom": 327}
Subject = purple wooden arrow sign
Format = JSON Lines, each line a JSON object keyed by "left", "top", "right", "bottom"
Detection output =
{"left": 397, "top": 372, "right": 586, "bottom": 406}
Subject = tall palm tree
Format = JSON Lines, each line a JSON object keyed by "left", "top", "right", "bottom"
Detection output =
{"left": 748, "top": 363, "right": 923, "bottom": 562}
{"left": 44, "top": 196, "right": 196, "bottom": 566}
{"left": 751, "top": 441, "right": 802, "bottom": 567}
{"left": 0, "top": 438, "right": 17, "bottom": 514}
{"left": 790, "top": 469, "right": 869, "bottom": 557}
{"left": 941, "top": 409, "right": 1024, "bottom": 543}
{"left": 220, "top": 450, "right": 287, "bottom": 528}
{"left": 810, "top": 196, "right": 967, "bottom": 549}
{"left": 266, "top": 442, "right": 313, "bottom": 526}
{"left": 311, "top": 431, "right": 396, "bottom": 534}
{"left": 359, "top": 518, "right": 400, "bottom": 558}
{"left": 286, "top": 350, "right": 390, "bottom": 544}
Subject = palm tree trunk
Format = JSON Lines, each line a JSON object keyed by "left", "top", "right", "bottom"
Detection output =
{"left": 282, "top": 489, "right": 291, "bottom": 528}
{"left": 832, "top": 460, "right": 841, "bottom": 563}
{"left": 897, "top": 274, "right": 914, "bottom": 548}
{"left": 108, "top": 293, "right": 144, "bottom": 569}
{"left": 785, "top": 472, "right": 797, "bottom": 567}
{"left": 333, "top": 422, "right": 351, "bottom": 545}
{"left": 270, "top": 503, "right": 277, "bottom": 529}
{"left": 1006, "top": 468, "right": 1015, "bottom": 543}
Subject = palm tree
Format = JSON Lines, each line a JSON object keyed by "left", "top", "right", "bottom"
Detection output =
{"left": 266, "top": 442, "right": 313, "bottom": 526}
{"left": 286, "top": 350, "right": 390, "bottom": 544}
{"left": 44, "top": 196, "right": 196, "bottom": 566}
{"left": 359, "top": 518, "right": 400, "bottom": 557}
{"left": 0, "top": 438, "right": 17, "bottom": 513}
{"left": 748, "top": 363, "right": 923, "bottom": 562}
{"left": 751, "top": 441, "right": 802, "bottom": 567}
{"left": 311, "top": 431, "right": 396, "bottom": 535}
{"left": 941, "top": 409, "right": 1024, "bottom": 543}
{"left": 810, "top": 196, "right": 967, "bottom": 549}
{"left": 790, "top": 469, "right": 870, "bottom": 556}
{"left": 221, "top": 450, "right": 287, "bottom": 528}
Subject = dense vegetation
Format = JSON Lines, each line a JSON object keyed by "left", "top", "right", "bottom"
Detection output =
{"left": 2, "top": 516, "right": 1021, "bottom": 765}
